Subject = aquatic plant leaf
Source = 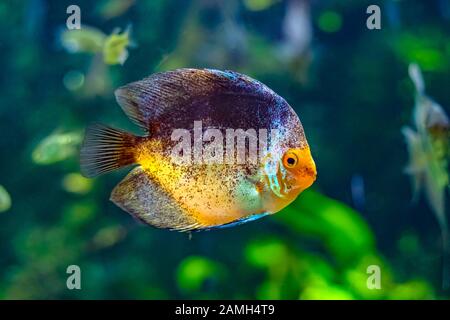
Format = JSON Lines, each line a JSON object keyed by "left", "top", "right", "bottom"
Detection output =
{"left": 176, "top": 256, "right": 224, "bottom": 292}
{"left": 92, "top": 225, "right": 127, "bottom": 249}
{"left": 257, "top": 280, "right": 282, "bottom": 299}
{"left": 387, "top": 280, "right": 435, "bottom": 300}
{"left": 244, "top": 0, "right": 279, "bottom": 12}
{"left": 103, "top": 27, "right": 132, "bottom": 65}
{"left": 318, "top": 11, "right": 342, "bottom": 33}
{"left": 62, "top": 200, "right": 97, "bottom": 228}
{"left": 300, "top": 284, "right": 354, "bottom": 300}
{"left": 60, "top": 26, "right": 106, "bottom": 54}
{"left": 83, "top": 53, "right": 112, "bottom": 97}
{"left": 96, "top": 0, "right": 135, "bottom": 20}
{"left": 245, "top": 238, "right": 289, "bottom": 269}
{"left": 394, "top": 33, "right": 449, "bottom": 71}
{"left": 274, "top": 190, "right": 375, "bottom": 265}
{"left": 32, "top": 132, "right": 82, "bottom": 165}
{"left": 62, "top": 173, "right": 93, "bottom": 194}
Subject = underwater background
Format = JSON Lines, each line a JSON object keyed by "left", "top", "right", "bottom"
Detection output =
{"left": 0, "top": 0, "right": 449, "bottom": 299}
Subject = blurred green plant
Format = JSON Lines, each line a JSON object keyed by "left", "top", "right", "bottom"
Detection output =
{"left": 0, "top": 185, "right": 11, "bottom": 213}
{"left": 32, "top": 131, "right": 82, "bottom": 165}
{"left": 61, "top": 25, "right": 133, "bottom": 66}
{"left": 176, "top": 256, "right": 227, "bottom": 297}
{"left": 172, "top": 190, "right": 438, "bottom": 300}
{"left": 317, "top": 11, "right": 342, "bottom": 33}
{"left": 249, "top": 190, "right": 437, "bottom": 299}
{"left": 62, "top": 173, "right": 93, "bottom": 195}
{"left": 392, "top": 30, "right": 450, "bottom": 72}
{"left": 243, "top": 0, "right": 279, "bottom": 12}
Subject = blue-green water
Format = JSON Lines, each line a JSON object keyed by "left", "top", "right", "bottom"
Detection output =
{"left": 0, "top": 0, "right": 449, "bottom": 299}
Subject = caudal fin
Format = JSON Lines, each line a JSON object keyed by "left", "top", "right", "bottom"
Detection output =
{"left": 80, "top": 124, "right": 139, "bottom": 178}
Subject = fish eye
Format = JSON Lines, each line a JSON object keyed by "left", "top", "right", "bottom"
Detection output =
{"left": 283, "top": 152, "right": 298, "bottom": 168}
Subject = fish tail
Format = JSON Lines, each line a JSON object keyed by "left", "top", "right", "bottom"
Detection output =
{"left": 80, "top": 123, "right": 139, "bottom": 178}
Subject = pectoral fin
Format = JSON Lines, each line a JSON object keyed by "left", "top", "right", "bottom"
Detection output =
{"left": 110, "top": 167, "right": 201, "bottom": 231}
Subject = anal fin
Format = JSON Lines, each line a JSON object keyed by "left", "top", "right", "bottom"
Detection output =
{"left": 110, "top": 167, "right": 201, "bottom": 231}
{"left": 194, "top": 212, "right": 270, "bottom": 232}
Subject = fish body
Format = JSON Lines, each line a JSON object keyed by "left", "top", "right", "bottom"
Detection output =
{"left": 403, "top": 63, "right": 450, "bottom": 288}
{"left": 81, "top": 69, "right": 316, "bottom": 231}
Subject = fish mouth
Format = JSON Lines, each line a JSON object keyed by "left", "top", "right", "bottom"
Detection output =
{"left": 263, "top": 147, "right": 317, "bottom": 197}
{"left": 292, "top": 152, "right": 317, "bottom": 191}
{"left": 303, "top": 157, "right": 317, "bottom": 186}
{"left": 302, "top": 169, "right": 317, "bottom": 190}
{"left": 306, "top": 159, "right": 317, "bottom": 181}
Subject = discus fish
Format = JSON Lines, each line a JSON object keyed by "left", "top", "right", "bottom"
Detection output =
{"left": 80, "top": 69, "right": 316, "bottom": 231}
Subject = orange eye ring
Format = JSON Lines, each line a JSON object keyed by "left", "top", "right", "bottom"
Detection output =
{"left": 283, "top": 151, "right": 298, "bottom": 168}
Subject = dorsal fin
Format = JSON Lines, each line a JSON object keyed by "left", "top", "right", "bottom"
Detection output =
{"left": 114, "top": 68, "right": 271, "bottom": 130}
